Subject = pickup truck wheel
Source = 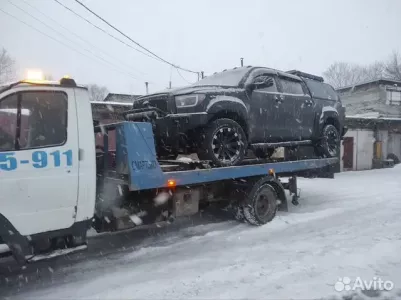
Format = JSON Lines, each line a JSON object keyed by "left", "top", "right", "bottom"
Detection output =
{"left": 198, "top": 118, "right": 247, "bottom": 167}
{"left": 315, "top": 124, "right": 340, "bottom": 158}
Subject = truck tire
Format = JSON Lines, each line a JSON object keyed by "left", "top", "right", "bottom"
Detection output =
{"left": 197, "top": 118, "right": 248, "bottom": 167}
{"left": 243, "top": 181, "right": 278, "bottom": 226}
{"left": 314, "top": 124, "right": 340, "bottom": 158}
{"left": 387, "top": 153, "right": 400, "bottom": 164}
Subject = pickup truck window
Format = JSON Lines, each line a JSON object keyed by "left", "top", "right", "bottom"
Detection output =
{"left": 304, "top": 79, "right": 339, "bottom": 101}
{"left": 0, "top": 91, "right": 68, "bottom": 151}
{"left": 279, "top": 78, "right": 304, "bottom": 95}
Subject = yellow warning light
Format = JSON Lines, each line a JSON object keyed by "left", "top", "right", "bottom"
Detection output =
{"left": 167, "top": 179, "right": 176, "bottom": 187}
{"left": 268, "top": 168, "right": 275, "bottom": 176}
{"left": 25, "top": 69, "right": 44, "bottom": 81}
{"left": 63, "top": 75, "right": 71, "bottom": 79}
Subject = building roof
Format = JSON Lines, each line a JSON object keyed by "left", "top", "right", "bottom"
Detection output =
{"left": 346, "top": 112, "right": 401, "bottom": 121}
{"left": 337, "top": 78, "right": 401, "bottom": 92}
{"left": 103, "top": 93, "right": 142, "bottom": 103}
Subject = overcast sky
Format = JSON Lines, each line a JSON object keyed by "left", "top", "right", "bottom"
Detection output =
{"left": 1, "top": 0, "right": 401, "bottom": 95}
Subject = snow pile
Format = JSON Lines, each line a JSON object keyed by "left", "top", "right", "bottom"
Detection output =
{"left": 7, "top": 166, "right": 401, "bottom": 300}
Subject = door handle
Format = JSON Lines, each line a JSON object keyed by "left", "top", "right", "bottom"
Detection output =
{"left": 275, "top": 95, "right": 284, "bottom": 102}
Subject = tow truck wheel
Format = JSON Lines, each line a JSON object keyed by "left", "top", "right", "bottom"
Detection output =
{"left": 243, "top": 181, "right": 278, "bottom": 226}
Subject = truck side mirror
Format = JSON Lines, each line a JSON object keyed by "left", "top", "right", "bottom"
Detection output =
{"left": 250, "top": 76, "right": 274, "bottom": 90}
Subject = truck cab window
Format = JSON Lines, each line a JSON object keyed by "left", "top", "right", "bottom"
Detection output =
{"left": 0, "top": 94, "right": 18, "bottom": 151}
{"left": 0, "top": 91, "right": 68, "bottom": 151}
{"left": 20, "top": 91, "right": 68, "bottom": 149}
{"left": 279, "top": 78, "right": 304, "bottom": 95}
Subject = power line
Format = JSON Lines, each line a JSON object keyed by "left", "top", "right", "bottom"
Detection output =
{"left": 53, "top": 0, "right": 161, "bottom": 62}
{"left": 73, "top": 0, "right": 199, "bottom": 74}
{"left": 176, "top": 68, "right": 193, "bottom": 84}
{"left": 7, "top": 0, "right": 145, "bottom": 82}
{"left": 0, "top": 7, "right": 153, "bottom": 83}
{"left": 20, "top": 0, "right": 149, "bottom": 78}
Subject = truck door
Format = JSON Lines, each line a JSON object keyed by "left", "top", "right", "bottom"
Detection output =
{"left": 0, "top": 88, "right": 79, "bottom": 236}
{"left": 276, "top": 75, "right": 313, "bottom": 140}
{"left": 248, "top": 73, "right": 281, "bottom": 142}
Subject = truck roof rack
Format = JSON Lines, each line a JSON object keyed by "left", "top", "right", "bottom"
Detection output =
{"left": 286, "top": 70, "right": 324, "bottom": 82}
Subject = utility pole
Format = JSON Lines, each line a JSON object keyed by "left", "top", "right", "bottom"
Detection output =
{"left": 197, "top": 72, "right": 200, "bottom": 81}
{"left": 240, "top": 58, "right": 244, "bottom": 67}
{"left": 169, "top": 81, "right": 172, "bottom": 89}
{"left": 201, "top": 71, "right": 204, "bottom": 79}
{"left": 145, "top": 82, "right": 149, "bottom": 95}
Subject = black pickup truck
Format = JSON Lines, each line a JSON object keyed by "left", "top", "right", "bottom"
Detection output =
{"left": 125, "top": 67, "right": 347, "bottom": 167}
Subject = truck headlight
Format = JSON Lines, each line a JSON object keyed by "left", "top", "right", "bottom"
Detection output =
{"left": 175, "top": 94, "right": 205, "bottom": 108}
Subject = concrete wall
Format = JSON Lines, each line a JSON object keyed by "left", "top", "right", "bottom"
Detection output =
{"left": 341, "top": 129, "right": 374, "bottom": 171}
{"left": 356, "top": 130, "right": 375, "bottom": 170}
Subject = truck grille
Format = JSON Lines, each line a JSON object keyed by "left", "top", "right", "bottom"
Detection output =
{"left": 133, "top": 94, "right": 169, "bottom": 112}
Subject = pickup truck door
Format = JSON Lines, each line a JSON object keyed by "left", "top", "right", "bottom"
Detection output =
{"left": 0, "top": 88, "right": 79, "bottom": 236}
{"left": 247, "top": 73, "right": 281, "bottom": 142}
{"left": 276, "top": 75, "right": 314, "bottom": 140}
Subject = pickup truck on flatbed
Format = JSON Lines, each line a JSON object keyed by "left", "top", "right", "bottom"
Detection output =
{"left": 126, "top": 67, "right": 347, "bottom": 167}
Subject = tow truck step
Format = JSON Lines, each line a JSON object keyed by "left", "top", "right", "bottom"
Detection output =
{"left": 26, "top": 245, "right": 88, "bottom": 262}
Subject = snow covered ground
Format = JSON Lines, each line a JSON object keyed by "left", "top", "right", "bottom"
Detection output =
{"left": 2, "top": 166, "right": 401, "bottom": 299}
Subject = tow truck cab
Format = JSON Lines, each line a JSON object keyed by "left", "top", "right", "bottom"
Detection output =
{"left": 0, "top": 77, "right": 96, "bottom": 261}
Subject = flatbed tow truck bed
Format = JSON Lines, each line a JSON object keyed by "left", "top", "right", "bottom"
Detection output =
{"left": 93, "top": 121, "right": 339, "bottom": 233}
{"left": 97, "top": 121, "right": 338, "bottom": 189}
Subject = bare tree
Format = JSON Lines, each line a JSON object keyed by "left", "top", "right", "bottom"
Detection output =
{"left": 323, "top": 61, "right": 385, "bottom": 89}
{"left": 88, "top": 84, "right": 109, "bottom": 102}
{"left": 0, "top": 48, "right": 16, "bottom": 84}
{"left": 360, "top": 61, "right": 385, "bottom": 81}
{"left": 384, "top": 51, "right": 401, "bottom": 81}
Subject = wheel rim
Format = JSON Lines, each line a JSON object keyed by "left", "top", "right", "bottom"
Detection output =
{"left": 255, "top": 187, "right": 275, "bottom": 220}
{"left": 325, "top": 127, "right": 340, "bottom": 156}
{"left": 212, "top": 126, "right": 243, "bottom": 163}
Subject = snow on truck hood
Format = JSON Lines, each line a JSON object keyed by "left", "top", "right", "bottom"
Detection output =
{"left": 138, "top": 85, "right": 243, "bottom": 99}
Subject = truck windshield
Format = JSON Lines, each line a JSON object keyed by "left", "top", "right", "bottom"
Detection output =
{"left": 193, "top": 68, "right": 250, "bottom": 87}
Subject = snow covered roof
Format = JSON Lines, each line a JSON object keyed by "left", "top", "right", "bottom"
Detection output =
{"left": 347, "top": 115, "right": 401, "bottom": 121}
{"left": 337, "top": 78, "right": 401, "bottom": 92}
{"left": 103, "top": 93, "right": 141, "bottom": 103}
{"left": 346, "top": 111, "right": 401, "bottom": 122}
{"left": 91, "top": 101, "right": 132, "bottom": 107}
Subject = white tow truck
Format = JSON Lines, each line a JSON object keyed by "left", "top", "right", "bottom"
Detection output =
{"left": 0, "top": 74, "right": 339, "bottom": 264}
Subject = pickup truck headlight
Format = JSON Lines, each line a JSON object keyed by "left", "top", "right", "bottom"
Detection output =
{"left": 175, "top": 94, "right": 205, "bottom": 108}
